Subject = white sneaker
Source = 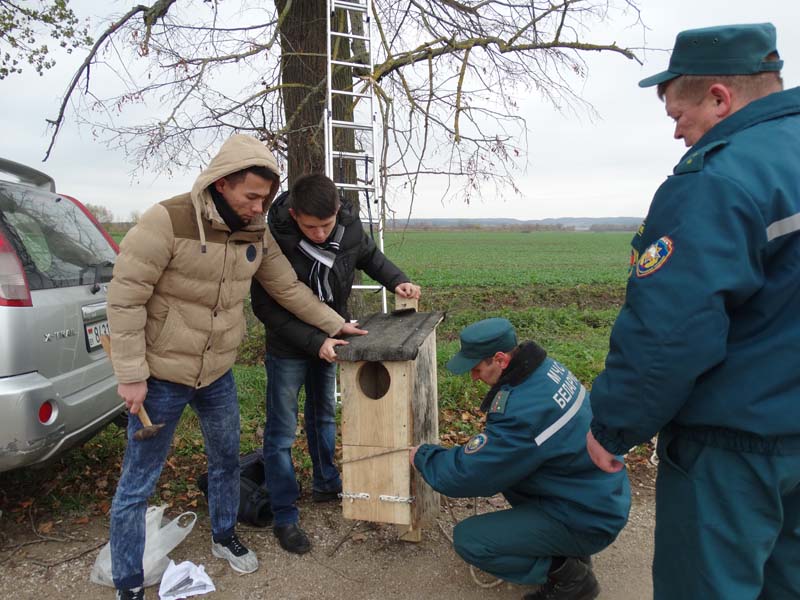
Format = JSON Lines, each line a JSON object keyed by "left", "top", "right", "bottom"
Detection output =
{"left": 211, "top": 533, "right": 258, "bottom": 574}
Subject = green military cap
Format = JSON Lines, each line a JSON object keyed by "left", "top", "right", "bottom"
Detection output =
{"left": 639, "top": 23, "right": 783, "bottom": 88}
{"left": 446, "top": 317, "right": 518, "bottom": 375}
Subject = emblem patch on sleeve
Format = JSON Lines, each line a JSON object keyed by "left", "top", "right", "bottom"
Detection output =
{"left": 636, "top": 236, "right": 673, "bottom": 278}
{"left": 628, "top": 248, "right": 640, "bottom": 279}
{"left": 464, "top": 433, "right": 488, "bottom": 454}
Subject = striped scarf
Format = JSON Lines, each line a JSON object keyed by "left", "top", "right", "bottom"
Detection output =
{"left": 297, "top": 224, "right": 345, "bottom": 303}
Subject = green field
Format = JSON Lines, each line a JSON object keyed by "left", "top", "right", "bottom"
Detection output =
{"left": 115, "top": 228, "right": 632, "bottom": 430}
{"left": 111, "top": 228, "right": 632, "bottom": 420}
{"left": 239, "top": 229, "right": 632, "bottom": 451}
{"left": 1, "top": 230, "right": 634, "bottom": 514}
{"left": 381, "top": 230, "right": 631, "bottom": 286}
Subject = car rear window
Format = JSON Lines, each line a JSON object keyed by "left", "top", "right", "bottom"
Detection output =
{"left": 0, "top": 183, "right": 116, "bottom": 290}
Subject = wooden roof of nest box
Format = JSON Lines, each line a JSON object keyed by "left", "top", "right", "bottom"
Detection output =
{"left": 335, "top": 309, "right": 445, "bottom": 363}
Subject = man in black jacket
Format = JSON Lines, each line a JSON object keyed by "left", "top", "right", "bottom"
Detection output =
{"left": 251, "top": 174, "right": 421, "bottom": 554}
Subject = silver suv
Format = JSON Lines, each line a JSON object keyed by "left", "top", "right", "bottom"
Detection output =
{"left": 0, "top": 158, "right": 123, "bottom": 472}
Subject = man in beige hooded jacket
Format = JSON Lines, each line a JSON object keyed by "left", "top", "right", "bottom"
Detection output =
{"left": 107, "top": 135, "right": 361, "bottom": 600}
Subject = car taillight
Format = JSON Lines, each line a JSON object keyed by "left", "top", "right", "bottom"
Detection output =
{"left": 0, "top": 228, "right": 32, "bottom": 307}
{"left": 38, "top": 401, "right": 54, "bottom": 424}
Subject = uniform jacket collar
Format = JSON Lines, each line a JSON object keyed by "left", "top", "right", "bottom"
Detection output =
{"left": 679, "top": 86, "right": 800, "bottom": 167}
{"left": 480, "top": 341, "right": 548, "bottom": 412}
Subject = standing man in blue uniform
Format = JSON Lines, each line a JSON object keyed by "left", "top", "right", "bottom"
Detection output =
{"left": 412, "top": 318, "right": 630, "bottom": 600}
{"left": 587, "top": 23, "right": 800, "bottom": 600}
{"left": 251, "top": 173, "right": 420, "bottom": 555}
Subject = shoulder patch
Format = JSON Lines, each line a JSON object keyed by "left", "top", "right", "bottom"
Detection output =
{"left": 464, "top": 433, "right": 488, "bottom": 455}
{"left": 490, "top": 390, "right": 509, "bottom": 414}
{"left": 673, "top": 139, "right": 728, "bottom": 174}
{"left": 636, "top": 236, "right": 673, "bottom": 278}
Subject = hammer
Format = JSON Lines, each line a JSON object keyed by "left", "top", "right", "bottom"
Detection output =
{"left": 100, "top": 334, "right": 165, "bottom": 441}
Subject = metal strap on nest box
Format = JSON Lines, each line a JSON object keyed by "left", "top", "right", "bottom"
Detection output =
{"left": 341, "top": 492, "right": 371, "bottom": 502}
{"left": 379, "top": 495, "right": 415, "bottom": 504}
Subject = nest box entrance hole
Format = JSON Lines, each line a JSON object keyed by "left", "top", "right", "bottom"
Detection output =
{"left": 358, "top": 361, "right": 391, "bottom": 399}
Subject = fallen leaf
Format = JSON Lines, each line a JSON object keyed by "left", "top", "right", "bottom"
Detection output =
{"left": 38, "top": 521, "right": 54, "bottom": 534}
{"left": 351, "top": 533, "right": 367, "bottom": 543}
{"left": 74, "top": 516, "right": 90, "bottom": 525}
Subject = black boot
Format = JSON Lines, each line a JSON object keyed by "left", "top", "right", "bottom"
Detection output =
{"left": 273, "top": 523, "right": 311, "bottom": 554}
{"left": 522, "top": 557, "right": 599, "bottom": 600}
{"left": 311, "top": 485, "right": 342, "bottom": 503}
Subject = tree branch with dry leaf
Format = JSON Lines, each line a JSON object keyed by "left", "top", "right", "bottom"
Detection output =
{"left": 33, "top": 0, "right": 643, "bottom": 209}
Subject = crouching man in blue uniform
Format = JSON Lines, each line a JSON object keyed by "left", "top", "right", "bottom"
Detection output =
{"left": 587, "top": 23, "right": 800, "bottom": 600}
{"left": 411, "top": 318, "right": 630, "bottom": 600}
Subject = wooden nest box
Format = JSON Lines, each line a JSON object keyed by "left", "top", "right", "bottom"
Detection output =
{"left": 336, "top": 300, "right": 444, "bottom": 541}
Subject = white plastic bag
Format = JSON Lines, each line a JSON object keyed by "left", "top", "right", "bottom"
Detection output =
{"left": 159, "top": 560, "right": 216, "bottom": 599}
{"left": 90, "top": 505, "right": 197, "bottom": 588}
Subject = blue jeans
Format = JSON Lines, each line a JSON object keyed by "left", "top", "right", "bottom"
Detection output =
{"left": 110, "top": 371, "right": 241, "bottom": 590}
{"left": 264, "top": 354, "right": 341, "bottom": 526}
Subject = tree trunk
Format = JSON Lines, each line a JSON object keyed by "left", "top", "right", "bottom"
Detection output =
{"left": 277, "top": 1, "right": 373, "bottom": 315}
{"left": 275, "top": 0, "right": 359, "bottom": 195}
{"left": 275, "top": 0, "right": 327, "bottom": 184}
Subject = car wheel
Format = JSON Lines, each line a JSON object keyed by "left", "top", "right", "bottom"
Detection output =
{"left": 112, "top": 410, "right": 129, "bottom": 430}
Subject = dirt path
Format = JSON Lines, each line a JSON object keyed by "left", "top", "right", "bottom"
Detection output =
{"left": 0, "top": 488, "right": 654, "bottom": 600}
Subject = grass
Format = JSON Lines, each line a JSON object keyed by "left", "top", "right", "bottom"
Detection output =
{"left": 0, "top": 229, "right": 633, "bottom": 519}
{"left": 376, "top": 230, "right": 631, "bottom": 286}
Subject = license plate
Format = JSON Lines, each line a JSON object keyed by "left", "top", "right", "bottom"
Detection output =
{"left": 85, "top": 320, "right": 110, "bottom": 350}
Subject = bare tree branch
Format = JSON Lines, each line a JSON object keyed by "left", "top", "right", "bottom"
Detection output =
{"left": 38, "top": 0, "right": 644, "bottom": 209}
{"left": 44, "top": 3, "right": 150, "bottom": 160}
{"left": 454, "top": 46, "right": 471, "bottom": 143}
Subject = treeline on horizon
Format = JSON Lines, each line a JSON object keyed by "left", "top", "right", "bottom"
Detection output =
{"left": 385, "top": 222, "right": 638, "bottom": 232}
{"left": 105, "top": 220, "right": 640, "bottom": 235}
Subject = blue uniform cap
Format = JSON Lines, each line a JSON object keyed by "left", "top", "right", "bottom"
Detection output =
{"left": 446, "top": 318, "right": 518, "bottom": 375}
{"left": 639, "top": 23, "right": 783, "bottom": 88}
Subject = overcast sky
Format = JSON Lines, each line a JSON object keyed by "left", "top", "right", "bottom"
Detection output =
{"left": 1, "top": 1, "right": 798, "bottom": 222}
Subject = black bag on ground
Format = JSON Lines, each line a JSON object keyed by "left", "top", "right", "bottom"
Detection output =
{"left": 197, "top": 451, "right": 273, "bottom": 527}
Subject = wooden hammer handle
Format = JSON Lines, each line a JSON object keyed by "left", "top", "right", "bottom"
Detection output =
{"left": 137, "top": 404, "right": 154, "bottom": 427}
{"left": 99, "top": 334, "right": 153, "bottom": 427}
{"left": 99, "top": 334, "right": 113, "bottom": 358}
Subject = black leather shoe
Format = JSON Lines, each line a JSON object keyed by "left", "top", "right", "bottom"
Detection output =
{"left": 312, "top": 487, "right": 342, "bottom": 503}
{"left": 273, "top": 523, "right": 311, "bottom": 554}
{"left": 522, "top": 557, "right": 599, "bottom": 600}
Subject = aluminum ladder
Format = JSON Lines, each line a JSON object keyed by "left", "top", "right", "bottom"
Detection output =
{"left": 324, "top": 0, "right": 387, "bottom": 313}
